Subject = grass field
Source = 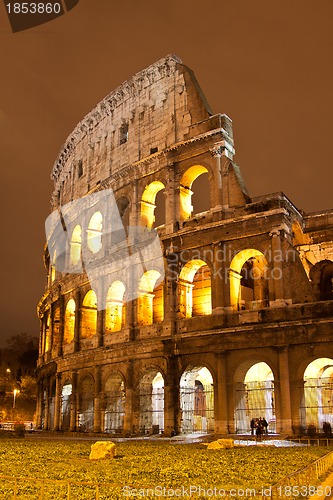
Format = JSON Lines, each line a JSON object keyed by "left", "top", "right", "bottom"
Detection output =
{"left": 0, "top": 439, "right": 330, "bottom": 498}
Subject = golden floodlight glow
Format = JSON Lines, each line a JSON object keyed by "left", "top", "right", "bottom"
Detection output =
{"left": 70, "top": 225, "right": 82, "bottom": 266}
{"left": 229, "top": 249, "right": 268, "bottom": 310}
{"left": 140, "top": 181, "right": 165, "bottom": 228}
{"left": 179, "top": 260, "right": 211, "bottom": 317}
{"left": 81, "top": 290, "right": 97, "bottom": 338}
{"left": 106, "top": 281, "right": 126, "bottom": 332}
{"left": 304, "top": 358, "right": 333, "bottom": 380}
{"left": 245, "top": 362, "right": 273, "bottom": 383}
{"left": 87, "top": 211, "right": 103, "bottom": 253}
{"left": 180, "top": 165, "right": 208, "bottom": 220}
{"left": 64, "top": 298, "right": 76, "bottom": 344}
{"left": 138, "top": 270, "right": 162, "bottom": 325}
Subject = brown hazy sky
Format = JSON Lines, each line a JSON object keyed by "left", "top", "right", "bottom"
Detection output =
{"left": 0, "top": 0, "right": 332, "bottom": 345}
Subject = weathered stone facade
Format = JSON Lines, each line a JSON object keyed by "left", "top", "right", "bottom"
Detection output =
{"left": 37, "top": 55, "right": 333, "bottom": 436}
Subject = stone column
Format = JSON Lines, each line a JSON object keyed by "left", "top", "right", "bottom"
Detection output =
{"left": 74, "top": 289, "right": 81, "bottom": 353}
{"left": 163, "top": 252, "right": 178, "bottom": 335}
{"left": 94, "top": 366, "right": 102, "bottom": 433}
{"left": 215, "top": 353, "right": 229, "bottom": 434}
{"left": 212, "top": 243, "right": 230, "bottom": 312}
{"left": 44, "top": 380, "right": 50, "bottom": 431}
{"left": 96, "top": 308, "right": 105, "bottom": 348}
{"left": 164, "top": 164, "right": 176, "bottom": 234}
{"left": 209, "top": 145, "right": 223, "bottom": 208}
{"left": 57, "top": 294, "right": 65, "bottom": 358}
{"left": 53, "top": 373, "right": 61, "bottom": 431}
{"left": 277, "top": 346, "right": 293, "bottom": 434}
{"left": 36, "top": 381, "right": 43, "bottom": 429}
{"left": 123, "top": 362, "right": 134, "bottom": 434}
{"left": 269, "top": 229, "right": 284, "bottom": 301}
{"left": 69, "top": 372, "right": 78, "bottom": 432}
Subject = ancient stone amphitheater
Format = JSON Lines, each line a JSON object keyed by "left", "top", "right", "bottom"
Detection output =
{"left": 37, "top": 55, "right": 333, "bottom": 436}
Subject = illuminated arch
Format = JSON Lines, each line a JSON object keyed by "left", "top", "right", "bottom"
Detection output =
{"left": 229, "top": 249, "right": 269, "bottom": 310}
{"left": 180, "top": 366, "right": 214, "bottom": 434}
{"left": 87, "top": 211, "right": 103, "bottom": 253}
{"left": 78, "top": 375, "right": 94, "bottom": 432}
{"left": 302, "top": 358, "right": 333, "bottom": 432}
{"left": 51, "top": 248, "right": 56, "bottom": 283}
{"left": 70, "top": 225, "right": 82, "bottom": 266}
{"left": 105, "top": 281, "right": 126, "bottom": 332}
{"left": 81, "top": 290, "right": 97, "bottom": 338}
{"left": 64, "top": 299, "right": 75, "bottom": 344}
{"left": 178, "top": 260, "right": 212, "bottom": 318}
{"left": 45, "top": 312, "right": 51, "bottom": 352}
{"left": 234, "top": 361, "right": 275, "bottom": 434}
{"left": 137, "top": 270, "right": 164, "bottom": 325}
{"left": 139, "top": 370, "right": 164, "bottom": 434}
{"left": 140, "top": 181, "right": 165, "bottom": 229}
{"left": 104, "top": 372, "right": 125, "bottom": 433}
{"left": 180, "top": 165, "right": 209, "bottom": 220}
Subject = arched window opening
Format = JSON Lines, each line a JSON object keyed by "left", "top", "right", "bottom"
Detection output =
{"left": 81, "top": 290, "right": 97, "bottom": 338}
{"left": 154, "top": 189, "right": 166, "bottom": 227}
{"left": 234, "top": 362, "right": 275, "bottom": 434}
{"left": 61, "top": 382, "right": 72, "bottom": 431}
{"left": 70, "top": 225, "right": 82, "bottom": 266}
{"left": 178, "top": 260, "right": 212, "bottom": 318}
{"left": 139, "top": 370, "right": 164, "bottom": 435}
{"left": 104, "top": 373, "right": 125, "bottom": 434}
{"left": 44, "top": 312, "right": 51, "bottom": 353}
{"left": 87, "top": 211, "right": 103, "bottom": 253}
{"left": 51, "top": 249, "right": 56, "bottom": 283}
{"left": 64, "top": 299, "right": 76, "bottom": 344}
{"left": 230, "top": 249, "right": 269, "bottom": 311}
{"left": 191, "top": 172, "right": 210, "bottom": 215}
{"left": 138, "top": 270, "right": 164, "bottom": 325}
{"left": 180, "top": 165, "right": 209, "bottom": 220}
{"left": 180, "top": 366, "right": 214, "bottom": 434}
{"left": 78, "top": 376, "right": 94, "bottom": 432}
{"left": 140, "top": 181, "right": 165, "bottom": 229}
{"left": 302, "top": 358, "right": 333, "bottom": 433}
{"left": 106, "top": 281, "right": 126, "bottom": 333}
{"left": 116, "top": 196, "right": 130, "bottom": 239}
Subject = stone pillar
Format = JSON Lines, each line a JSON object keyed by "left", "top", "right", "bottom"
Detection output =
{"left": 96, "top": 308, "right": 105, "bottom": 348}
{"left": 215, "top": 353, "right": 229, "bottom": 434}
{"left": 277, "top": 346, "right": 293, "bottom": 434}
{"left": 94, "top": 367, "right": 102, "bottom": 433}
{"left": 290, "top": 378, "right": 305, "bottom": 435}
{"left": 36, "top": 381, "right": 43, "bottom": 429}
{"left": 44, "top": 380, "right": 50, "bottom": 431}
{"left": 53, "top": 373, "right": 61, "bottom": 431}
{"left": 124, "top": 362, "right": 134, "bottom": 434}
{"left": 74, "top": 290, "right": 81, "bottom": 353}
{"left": 209, "top": 145, "right": 223, "bottom": 208}
{"left": 212, "top": 243, "right": 230, "bottom": 312}
{"left": 164, "top": 164, "right": 176, "bottom": 234}
{"left": 69, "top": 372, "right": 78, "bottom": 432}
{"left": 57, "top": 294, "right": 65, "bottom": 358}
{"left": 163, "top": 252, "right": 178, "bottom": 334}
{"left": 270, "top": 229, "right": 284, "bottom": 301}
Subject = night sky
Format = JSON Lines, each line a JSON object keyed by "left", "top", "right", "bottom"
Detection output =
{"left": 0, "top": 0, "right": 332, "bottom": 346}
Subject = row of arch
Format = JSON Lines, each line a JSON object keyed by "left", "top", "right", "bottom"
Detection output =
{"left": 50, "top": 164, "right": 211, "bottom": 280}
{"left": 40, "top": 357, "right": 333, "bottom": 435}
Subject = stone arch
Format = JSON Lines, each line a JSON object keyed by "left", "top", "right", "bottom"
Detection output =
{"left": 140, "top": 180, "right": 166, "bottom": 229}
{"left": 178, "top": 260, "right": 212, "bottom": 318}
{"left": 137, "top": 270, "right": 164, "bottom": 325}
{"left": 78, "top": 374, "right": 94, "bottom": 432}
{"left": 234, "top": 360, "right": 275, "bottom": 434}
{"left": 230, "top": 249, "right": 269, "bottom": 310}
{"left": 64, "top": 298, "right": 75, "bottom": 344}
{"left": 302, "top": 357, "right": 333, "bottom": 433}
{"left": 179, "top": 365, "right": 214, "bottom": 434}
{"left": 139, "top": 368, "right": 164, "bottom": 435}
{"left": 70, "top": 225, "right": 82, "bottom": 267}
{"left": 104, "top": 372, "right": 125, "bottom": 434}
{"left": 81, "top": 290, "right": 97, "bottom": 338}
{"left": 60, "top": 379, "right": 72, "bottom": 431}
{"left": 180, "top": 165, "right": 210, "bottom": 220}
{"left": 87, "top": 211, "right": 103, "bottom": 253}
{"left": 105, "top": 281, "right": 126, "bottom": 332}
{"left": 309, "top": 260, "right": 333, "bottom": 301}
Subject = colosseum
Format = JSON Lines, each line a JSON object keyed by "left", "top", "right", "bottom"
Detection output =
{"left": 36, "top": 54, "right": 333, "bottom": 437}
